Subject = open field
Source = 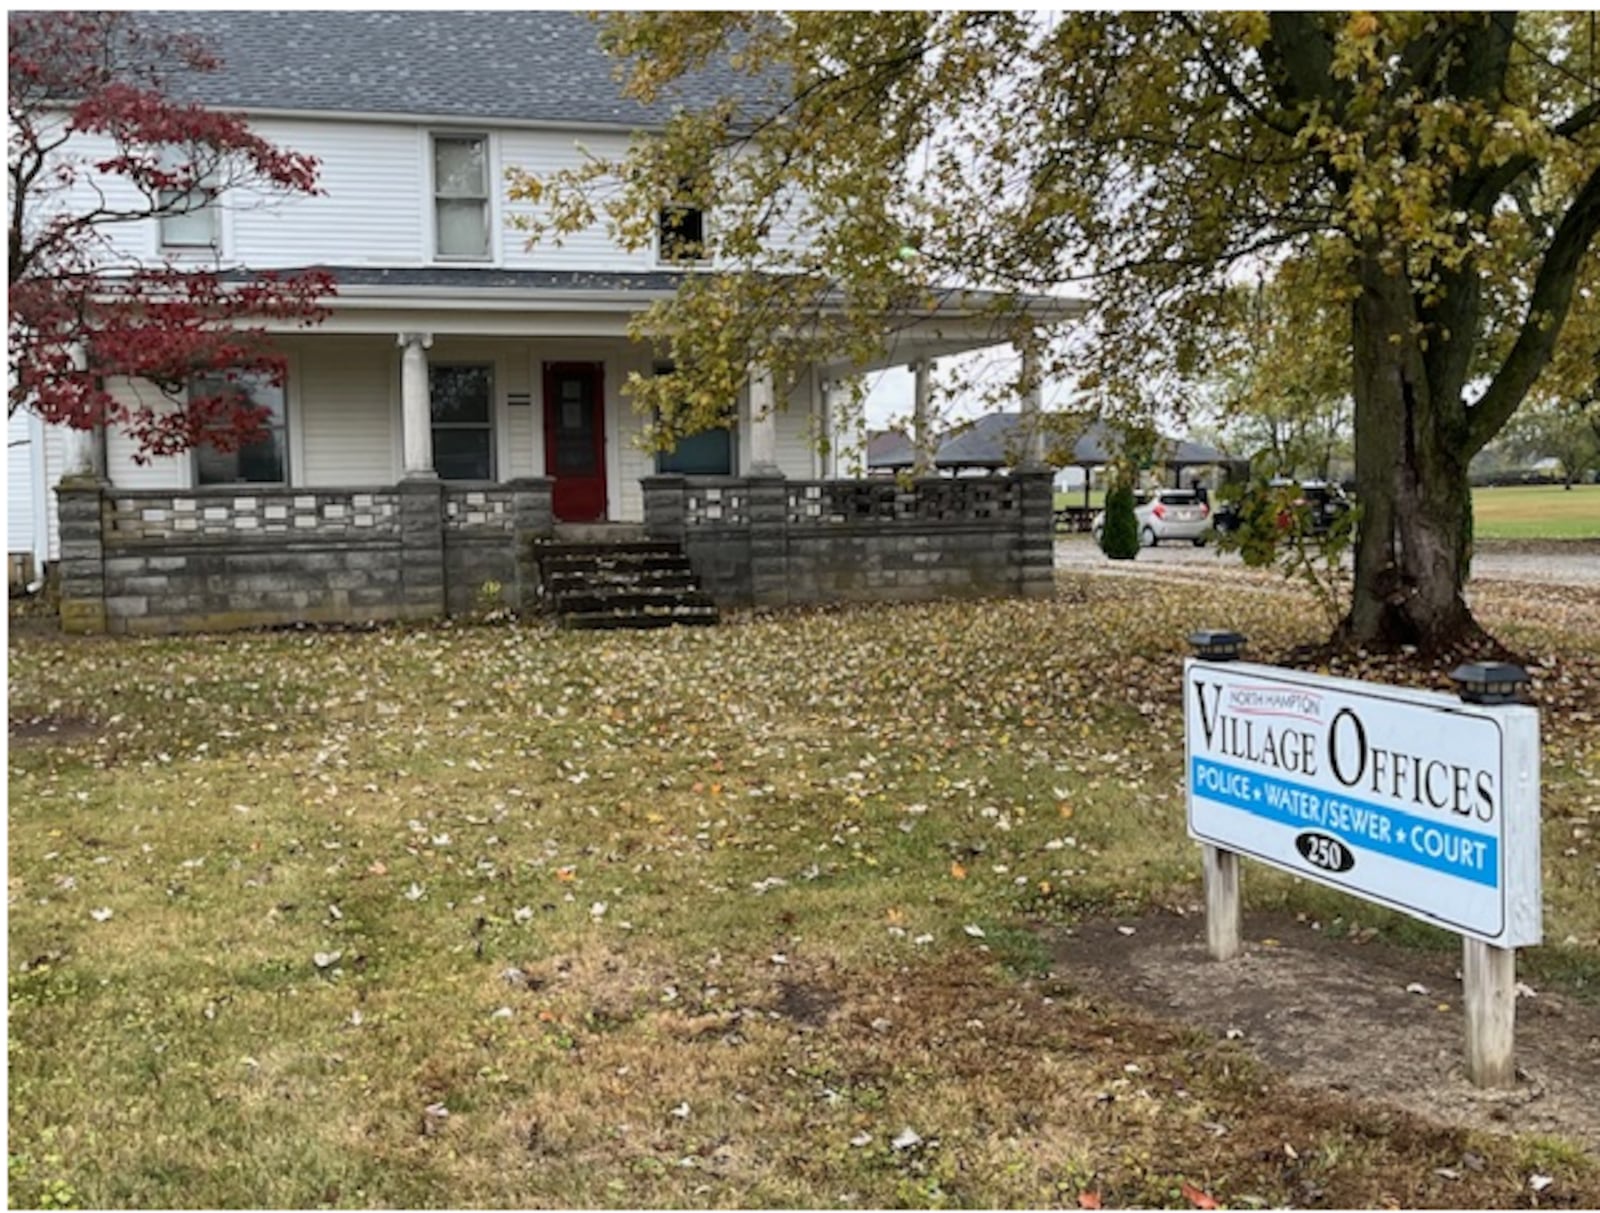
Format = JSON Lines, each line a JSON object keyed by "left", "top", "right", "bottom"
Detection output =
{"left": 1060, "top": 483, "right": 1600, "bottom": 541}
{"left": 9, "top": 572, "right": 1600, "bottom": 1208}
{"left": 1054, "top": 488, "right": 1106, "bottom": 513}
{"left": 1473, "top": 484, "right": 1600, "bottom": 540}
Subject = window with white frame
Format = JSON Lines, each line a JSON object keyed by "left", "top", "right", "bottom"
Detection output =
{"left": 652, "top": 361, "right": 733, "bottom": 474}
{"left": 657, "top": 169, "right": 713, "bottom": 264}
{"left": 191, "top": 372, "right": 287, "bottom": 485}
{"left": 158, "top": 148, "right": 219, "bottom": 249}
{"left": 657, "top": 196, "right": 708, "bottom": 265}
{"left": 429, "top": 363, "right": 494, "bottom": 480}
{"left": 432, "top": 134, "right": 490, "bottom": 259}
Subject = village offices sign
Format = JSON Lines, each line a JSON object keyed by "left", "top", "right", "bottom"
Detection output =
{"left": 1184, "top": 645, "right": 1542, "bottom": 1085}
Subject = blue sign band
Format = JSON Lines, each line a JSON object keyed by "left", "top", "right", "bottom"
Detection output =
{"left": 1191, "top": 757, "right": 1499, "bottom": 888}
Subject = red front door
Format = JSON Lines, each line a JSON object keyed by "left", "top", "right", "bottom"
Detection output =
{"left": 543, "top": 362, "right": 606, "bottom": 522}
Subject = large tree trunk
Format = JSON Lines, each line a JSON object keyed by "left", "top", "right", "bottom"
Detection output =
{"left": 1338, "top": 257, "right": 1484, "bottom": 653}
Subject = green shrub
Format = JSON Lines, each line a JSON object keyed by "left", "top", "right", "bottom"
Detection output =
{"left": 1214, "top": 481, "right": 1358, "bottom": 628}
{"left": 1100, "top": 482, "right": 1139, "bottom": 559}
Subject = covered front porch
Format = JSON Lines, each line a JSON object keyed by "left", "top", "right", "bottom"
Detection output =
{"left": 54, "top": 272, "right": 1074, "bottom": 633}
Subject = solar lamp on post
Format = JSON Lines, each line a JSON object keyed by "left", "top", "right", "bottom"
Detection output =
{"left": 1449, "top": 661, "right": 1529, "bottom": 706}
{"left": 1449, "top": 659, "right": 1531, "bottom": 1088}
{"left": 1187, "top": 629, "right": 1248, "bottom": 960}
{"left": 1188, "top": 629, "right": 1247, "bottom": 662}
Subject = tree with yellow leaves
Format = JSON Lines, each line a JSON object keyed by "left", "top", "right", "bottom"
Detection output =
{"left": 513, "top": 12, "right": 1600, "bottom": 652}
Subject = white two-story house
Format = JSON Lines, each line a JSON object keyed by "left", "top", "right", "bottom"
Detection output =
{"left": 24, "top": 11, "right": 1074, "bottom": 633}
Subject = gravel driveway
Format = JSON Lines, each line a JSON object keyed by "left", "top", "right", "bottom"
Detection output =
{"left": 1055, "top": 535, "right": 1600, "bottom": 587}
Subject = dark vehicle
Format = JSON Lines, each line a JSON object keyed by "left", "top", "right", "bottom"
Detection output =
{"left": 1213, "top": 479, "right": 1353, "bottom": 537}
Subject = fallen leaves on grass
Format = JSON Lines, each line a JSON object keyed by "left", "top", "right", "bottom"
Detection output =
{"left": 7, "top": 577, "right": 1600, "bottom": 1209}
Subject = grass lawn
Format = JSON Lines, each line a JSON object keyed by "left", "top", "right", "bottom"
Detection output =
{"left": 1473, "top": 484, "right": 1600, "bottom": 540}
{"left": 9, "top": 578, "right": 1600, "bottom": 1208}
{"left": 1057, "top": 483, "right": 1598, "bottom": 537}
{"left": 1054, "top": 488, "right": 1106, "bottom": 512}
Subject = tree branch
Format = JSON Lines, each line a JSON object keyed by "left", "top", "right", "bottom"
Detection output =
{"left": 1172, "top": 13, "right": 1301, "bottom": 140}
{"left": 1262, "top": 13, "right": 1343, "bottom": 114}
{"left": 1468, "top": 161, "right": 1600, "bottom": 453}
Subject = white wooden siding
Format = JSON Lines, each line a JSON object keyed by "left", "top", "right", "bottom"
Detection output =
{"left": 778, "top": 369, "right": 824, "bottom": 478}
{"left": 104, "top": 379, "right": 189, "bottom": 490}
{"left": 13, "top": 414, "right": 73, "bottom": 564}
{"left": 296, "top": 339, "right": 397, "bottom": 485}
{"left": 498, "top": 129, "right": 652, "bottom": 272}
{"left": 56, "top": 114, "right": 809, "bottom": 274}
{"left": 504, "top": 353, "right": 537, "bottom": 479}
{"left": 8, "top": 409, "right": 38, "bottom": 555}
{"left": 228, "top": 119, "right": 426, "bottom": 267}
{"left": 48, "top": 128, "right": 152, "bottom": 266}
{"left": 610, "top": 345, "right": 656, "bottom": 522}
{"left": 40, "top": 421, "right": 67, "bottom": 561}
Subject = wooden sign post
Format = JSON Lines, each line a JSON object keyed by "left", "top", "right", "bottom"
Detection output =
{"left": 1184, "top": 637, "right": 1540, "bottom": 1089}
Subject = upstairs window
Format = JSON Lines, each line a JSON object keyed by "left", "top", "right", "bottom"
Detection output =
{"left": 433, "top": 134, "right": 490, "bottom": 259}
{"left": 658, "top": 205, "right": 706, "bottom": 264}
{"left": 158, "top": 150, "right": 219, "bottom": 249}
{"left": 192, "top": 373, "right": 287, "bottom": 485}
{"left": 657, "top": 177, "right": 708, "bottom": 264}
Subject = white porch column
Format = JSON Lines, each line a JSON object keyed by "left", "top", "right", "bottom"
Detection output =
{"left": 61, "top": 342, "right": 99, "bottom": 481}
{"left": 1019, "top": 339, "right": 1046, "bottom": 469}
{"left": 398, "top": 332, "right": 435, "bottom": 479}
{"left": 748, "top": 364, "right": 780, "bottom": 475}
{"left": 912, "top": 358, "right": 934, "bottom": 476}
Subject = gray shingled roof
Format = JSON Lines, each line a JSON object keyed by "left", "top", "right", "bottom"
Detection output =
{"left": 870, "top": 414, "right": 1237, "bottom": 471}
{"left": 946, "top": 415, "right": 1237, "bottom": 469}
{"left": 134, "top": 11, "right": 772, "bottom": 128}
{"left": 865, "top": 429, "right": 916, "bottom": 469}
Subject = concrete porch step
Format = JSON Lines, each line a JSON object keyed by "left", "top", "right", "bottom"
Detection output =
{"left": 564, "top": 605, "right": 719, "bottom": 630}
{"left": 552, "top": 522, "right": 647, "bottom": 544}
{"left": 545, "top": 569, "right": 699, "bottom": 593}
{"left": 542, "top": 551, "right": 690, "bottom": 576}
{"left": 552, "top": 589, "right": 716, "bottom": 614}
{"left": 534, "top": 539, "right": 680, "bottom": 558}
{"left": 531, "top": 534, "right": 719, "bottom": 630}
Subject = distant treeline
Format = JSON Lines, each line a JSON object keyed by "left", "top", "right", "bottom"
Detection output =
{"left": 1470, "top": 469, "right": 1599, "bottom": 487}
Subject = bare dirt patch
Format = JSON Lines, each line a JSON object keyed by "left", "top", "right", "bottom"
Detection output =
{"left": 1053, "top": 911, "right": 1600, "bottom": 1157}
{"left": 8, "top": 712, "right": 100, "bottom": 746}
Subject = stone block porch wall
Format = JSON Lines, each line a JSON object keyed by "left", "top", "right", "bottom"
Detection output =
{"left": 55, "top": 471, "right": 1053, "bottom": 635}
{"left": 55, "top": 478, "right": 554, "bottom": 635}
{"left": 642, "top": 471, "right": 1056, "bottom": 608}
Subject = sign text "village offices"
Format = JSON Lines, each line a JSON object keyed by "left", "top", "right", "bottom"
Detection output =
{"left": 1185, "top": 662, "right": 1541, "bottom": 947}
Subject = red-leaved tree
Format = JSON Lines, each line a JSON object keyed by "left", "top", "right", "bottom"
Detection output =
{"left": 8, "top": 11, "right": 334, "bottom": 460}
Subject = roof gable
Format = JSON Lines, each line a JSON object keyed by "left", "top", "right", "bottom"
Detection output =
{"left": 128, "top": 10, "right": 768, "bottom": 128}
